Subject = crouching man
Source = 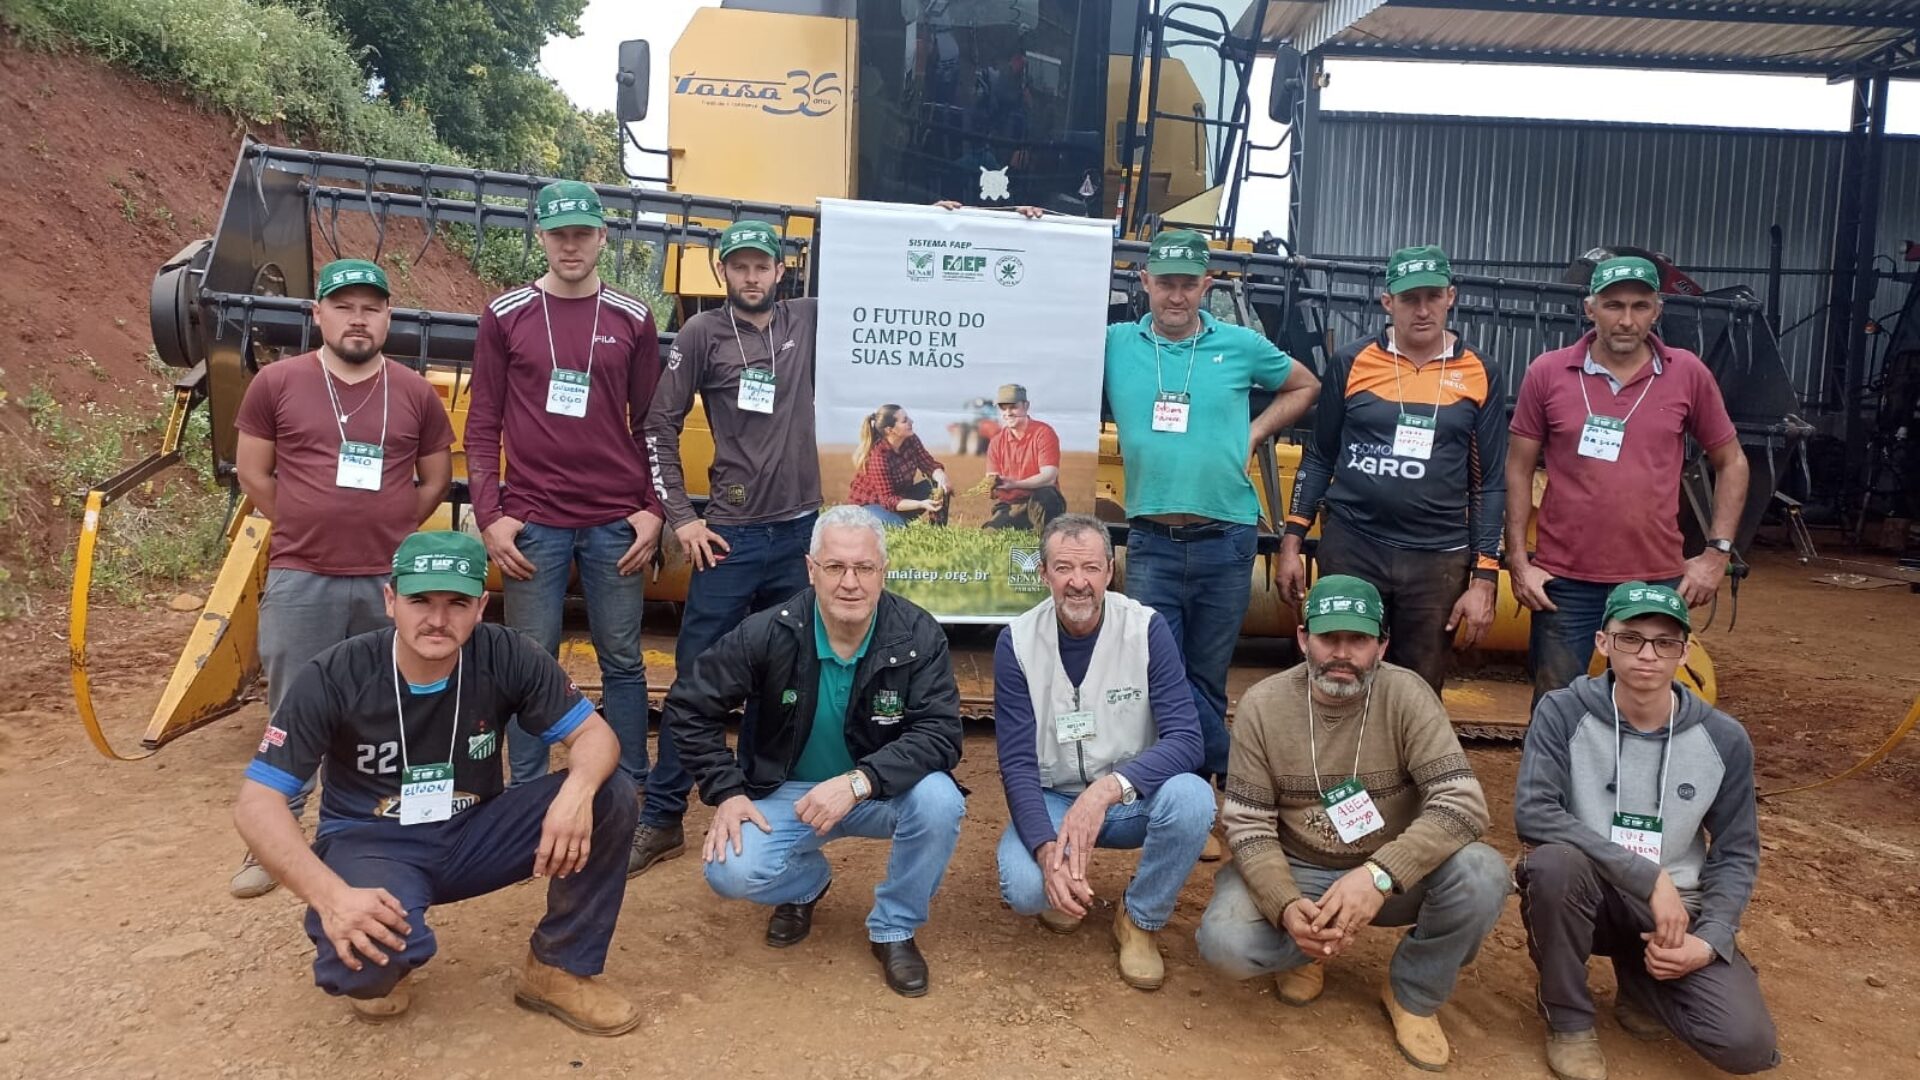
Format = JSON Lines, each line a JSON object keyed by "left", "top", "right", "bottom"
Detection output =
{"left": 993, "top": 514, "right": 1214, "bottom": 990}
{"left": 1516, "top": 582, "right": 1778, "bottom": 1079}
{"left": 233, "top": 531, "right": 641, "bottom": 1032}
{"left": 665, "top": 505, "right": 966, "bottom": 997}
{"left": 1197, "top": 575, "right": 1508, "bottom": 1071}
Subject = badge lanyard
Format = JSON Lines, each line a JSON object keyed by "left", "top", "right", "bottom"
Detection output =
{"left": 1577, "top": 352, "right": 1657, "bottom": 462}
{"left": 541, "top": 287, "right": 603, "bottom": 417}
{"left": 321, "top": 351, "right": 388, "bottom": 491}
{"left": 729, "top": 304, "right": 778, "bottom": 414}
{"left": 1151, "top": 331, "right": 1200, "bottom": 433}
{"left": 1308, "top": 680, "right": 1384, "bottom": 844}
{"left": 1307, "top": 681, "right": 1373, "bottom": 795}
{"left": 391, "top": 632, "right": 463, "bottom": 825}
{"left": 1609, "top": 681, "right": 1676, "bottom": 863}
{"left": 1389, "top": 341, "right": 1447, "bottom": 462}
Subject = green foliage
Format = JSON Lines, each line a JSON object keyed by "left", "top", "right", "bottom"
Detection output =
{"left": 441, "top": 222, "right": 672, "bottom": 326}
{"left": 879, "top": 521, "right": 1047, "bottom": 616}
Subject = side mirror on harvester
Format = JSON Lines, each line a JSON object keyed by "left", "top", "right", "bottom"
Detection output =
{"left": 617, "top": 39, "right": 651, "bottom": 125}
{"left": 1268, "top": 44, "right": 1303, "bottom": 123}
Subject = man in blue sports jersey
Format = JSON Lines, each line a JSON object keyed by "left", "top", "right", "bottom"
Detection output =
{"left": 233, "top": 531, "right": 641, "bottom": 1033}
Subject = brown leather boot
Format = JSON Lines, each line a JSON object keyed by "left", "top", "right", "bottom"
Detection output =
{"left": 1545, "top": 1029, "right": 1608, "bottom": 1080}
{"left": 347, "top": 976, "right": 410, "bottom": 1024}
{"left": 513, "top": 952, "right": 641, "bottom": 1036}
{"left": 1110, "top": 909, "right": 1165, "bottom": 991}
{"left": 1379, "top": 980, "right": 1450, "bottom": 1071}
{"left": 1275, "top": 960, "right": 1325, "bottom": 1006}
{"left": 1199, "top": 831, "right": 1226, "bottom": 863}
{"left": 1037, "top": 908, "right": 1083, "bottom": 935}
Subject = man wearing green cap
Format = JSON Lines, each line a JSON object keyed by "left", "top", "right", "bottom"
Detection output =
{"left": 228, "top": 258, "right": 454, "bottom": 898}
{"left": 636, "top": 219, "right": 822, "bottom": 871}
{"left": 1103, "top": 228, "right": 1320, "bottom": 797}
{"left": 1198, "top": 574, "right": 1505, "bottom": 1072}
{"left": 467, "top": 180, "right": 666, "bottom": 858}
{"left": 234, "top": 531, "right": 644, "bottom": 1033}
{"left": 1281, "top": 245, "right": 1508, "bottom": 694}
{"left": 983, "top": 382, "right": 1066, "bottom": 530}
{"left": 1515, "top": 581, "right": 1776, "bottom": 1078}
{"left": 1507, "top": 255, "right": 1749, "bottom": 706}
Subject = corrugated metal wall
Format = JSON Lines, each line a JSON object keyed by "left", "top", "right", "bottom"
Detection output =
{"left": 1302, "top": 112, "right": 1920, "bottom": 415}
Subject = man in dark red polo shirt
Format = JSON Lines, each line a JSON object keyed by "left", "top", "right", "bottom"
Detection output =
{"left": 466, "top": 181, "right": 664, "bottom": 872}
{"left": 231, "top": 258, "right": 455, "bottom": 898}
{"left": 1505, "top": 256, "right": 1749, "bottom": 705}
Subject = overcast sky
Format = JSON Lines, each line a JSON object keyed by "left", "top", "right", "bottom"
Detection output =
{"left": 540, "top": 0, "right": 1920, "bottom": 238}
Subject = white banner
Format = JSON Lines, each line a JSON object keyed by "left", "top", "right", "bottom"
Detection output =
{"left": 814, "top": 199, "right": 1114, "bottom": 620}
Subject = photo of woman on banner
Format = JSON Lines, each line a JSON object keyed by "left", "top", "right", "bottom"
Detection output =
{"left": 847, "top": 404, "right": 954, "bottom": 526}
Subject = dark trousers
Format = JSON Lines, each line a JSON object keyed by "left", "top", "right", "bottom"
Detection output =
{"left": 1315, "top": 513, "right": 1470, "bottom": 695}
{"left": 1517, "top": 843, "right": 1779, "bottom": 1074}
{"left": 305, "top": 771, "right": 637, "bottom": 999}
{"left": 982, "top": 487, "right": 1067, "bottom": 530}
{"left": 642, "top": 513, "right": 815, "bottom": 828}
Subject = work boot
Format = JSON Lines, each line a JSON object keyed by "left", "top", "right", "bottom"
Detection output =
{"left": 1545, "top": 1029, "right": 1608, "bottom": 1080}
{"left": 766, "top": 881, "right": 830, "bottom": 948}
{"left": 1379, "top": 981, "right": 1450, "bottom": 1071}
{"left": 230, "top": 850, "right": 278, "bottom": 899}
{"left": 1110, "top": 909, "right": 1165, "bottom": 991}
{"left": 1199, "top": 832, "right": 1226, "bottom": 863}
{"left": 1037, "top": 908, "right": 1083, "bottom": 935}
{"left": 513, "top": 951, "right": 641, "bottom": 1036}
{"left": 870, "top": 938, "right": 931, "bottom": 997}
{"left": 627, "top": 821, "right": 685, "bottom": 877}
{"left": 1613, "top": 996, "right": 1667, "bottom": 1041}
{"left": 1276, "top": 961, "right": 1325, "bottom": 1007}
{"left": 347, "top": 976, "right": 410, "bottom": 1024}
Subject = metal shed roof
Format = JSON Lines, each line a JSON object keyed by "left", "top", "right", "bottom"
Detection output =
{"left": 1254, "top": 1, "right": 1920, "bottom": 79}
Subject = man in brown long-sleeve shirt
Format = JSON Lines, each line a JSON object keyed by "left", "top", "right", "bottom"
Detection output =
{"left": 1197, "top": 575, "right": 1508, "bottom": 1072}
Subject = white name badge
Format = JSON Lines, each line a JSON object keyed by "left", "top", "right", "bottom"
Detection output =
{"left": 1578, "top": 414, "right": 1626, "bottom": 461}
{"left": 399, "top": 762, "right": 455, "bottom": 825}
{"left": 546, "top": 369, "right": 591, "bottom": 417}
{"left": 738, "top": 368, "right": 777, "bottom": 414}
{"left": 1393, "top": 412, "right": 1436, "bottom": 460}
{"left": 1610, "top": 811, "right": 1663, "bottom": 863}
{"left": 1321, "top": 778, "right": 1385, "bottom": 844}
{"left": 1151, "top": 391, "right": 1191, "bottom": 433}
{"left": 336, "top": 441, "right": 384, "bottom": 491}
{"left": 1054, "top": 709, "right": 1097, "bottom": 743}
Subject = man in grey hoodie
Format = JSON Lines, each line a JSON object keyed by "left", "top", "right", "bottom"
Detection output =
{"left": 1514, "top": 581, "right": 1777, "bottom": 1079}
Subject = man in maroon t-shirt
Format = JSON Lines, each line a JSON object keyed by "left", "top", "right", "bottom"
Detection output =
{"left": 466, "top": 181, "right": 664, "bottom": 871}
{"left": 1505, "top": 256, "right": 1749, "bottom": 704}
{"left": 231, "top": 258, "right": 454, "bottom": 898}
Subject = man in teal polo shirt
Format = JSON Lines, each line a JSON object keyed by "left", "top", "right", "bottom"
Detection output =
{"left": 1104, "top": 229, "right": 1320, "bottom": 799}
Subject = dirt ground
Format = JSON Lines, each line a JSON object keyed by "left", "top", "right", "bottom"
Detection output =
{"left": 2, "top": 549, "right": 1917, "bottom": 1079}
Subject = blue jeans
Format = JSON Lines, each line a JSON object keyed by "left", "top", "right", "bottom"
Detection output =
{"left": 996, "top": 773, "right": 1215, "bottom": 930}
{"left": 502, "top": 519, "right": 650, "bottom": 787}
{"left": 306, "top": 771, "right": 637, "bottom": 998}
{"left": 1528, "top": 574, "right": 1682, "bottom": 707}
{"left": 1122, "top": 522, "right": 1257, "bottom": 780}
{"left": 1196, "top": 843, "right": 1511, "bottom": 1016}
{"left": 703, "top": 774, "right": 966, "bottom": 943}
{"left": 642, "top": 512, "right": 815, "bottom": 827}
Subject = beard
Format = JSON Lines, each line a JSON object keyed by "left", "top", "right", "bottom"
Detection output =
{"left": 1309, "top": 657, "right": 1377, "bottom": 700}
{"left": 326, "top": 334, "right": 382, "bottom": 364}
{"left": 728, "top": 286, "right": 774, "bottom": 314}
{"left": 1057, "top": 589, "right": 1101, "bottom": 627}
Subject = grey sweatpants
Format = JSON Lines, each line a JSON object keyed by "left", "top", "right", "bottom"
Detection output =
{"left": 258, "top": 569, "right": 390, "bottom": 816}
{"left": 1517, "top": 843, "right": 1779, "bottom": 1074}
{"left": 1195, "top": 842, "right": 1510, "bottom": 1016}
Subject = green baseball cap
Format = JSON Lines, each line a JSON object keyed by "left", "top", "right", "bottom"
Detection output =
{"left": 996, "top": 383, "right": 1028, "bottom": 405}
{"left": 391, "top": 531, "right": 488, "bottom": 597}
{"left": 535, "top": 180, "right": 605, "bottom": 230}
{"left": 1604, "top": 581, "right": 1690, "bottom": 632}
{"left": 1590, "top": 256, "right": 1660, "bottom": 297}
{"left": 1145, "top": 229, "right": 1211, "bottom": 277}
{"left": 1304, "top": 574, "right": 1385, "bottom": 637}
{"left": 718, "top": 219, "right": 782, "bottom": 260}
{"left": 315, "top": 259, "right": 389, "bottom": 299}
{"left": 1386, "top": 245, "right": 1452, "bottom": 294}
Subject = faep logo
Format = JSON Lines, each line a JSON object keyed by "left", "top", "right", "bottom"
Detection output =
{"left": 675, "top": 69, "right": 842, "bottom": 117}
{"left": 1393, "top": 258, "right": 1439, "bottom": 277}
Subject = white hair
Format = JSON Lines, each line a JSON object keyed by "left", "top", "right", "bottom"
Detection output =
{"left": 810, "top": 504, "right": 888, "bottom": 560}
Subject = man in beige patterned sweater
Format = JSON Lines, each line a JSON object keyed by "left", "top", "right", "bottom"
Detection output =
{"left": 1196, "top": 574, "right": 1508, "bottom": 1072}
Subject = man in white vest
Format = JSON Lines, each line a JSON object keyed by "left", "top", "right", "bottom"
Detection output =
{"left": 992, "top": 513, "right": 1214, "bottom": 991}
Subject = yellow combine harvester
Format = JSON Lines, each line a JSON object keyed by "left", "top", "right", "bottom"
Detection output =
{"left": 77, "top": 1, "right": 1763, "bottom": 756}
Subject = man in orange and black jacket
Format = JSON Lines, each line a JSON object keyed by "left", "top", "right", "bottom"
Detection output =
{"left": 1279, "top": 246, "right": 1507, "bottom": 694}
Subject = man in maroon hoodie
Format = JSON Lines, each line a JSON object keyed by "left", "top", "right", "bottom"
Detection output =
{"left": 466, "top": 181, "right": 664, "bottom": 873}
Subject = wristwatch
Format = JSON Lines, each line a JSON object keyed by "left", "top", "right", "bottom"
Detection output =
{"left": 1363, "top": 860, "right": 1394, "bottom": 894}
{"left": 1705, "top": 538, "right": 1734, "bottom": 556}
{"left": 1113, "top": 773, "right": 1139, "bottom": 805}
{"left": 846, "top": 769, "right": 872, "bottom": 801}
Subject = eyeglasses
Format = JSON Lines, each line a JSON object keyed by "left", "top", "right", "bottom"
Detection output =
{"left": 1608, "top": 631, "right": 1687, "bottom": 659}
{"left": 813, "top": 559, "right": 881, "bottom": 582}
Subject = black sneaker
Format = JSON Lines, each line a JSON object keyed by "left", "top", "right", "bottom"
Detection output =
{"left": 627, "top": 821, "right": 686, "bottom": 878}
